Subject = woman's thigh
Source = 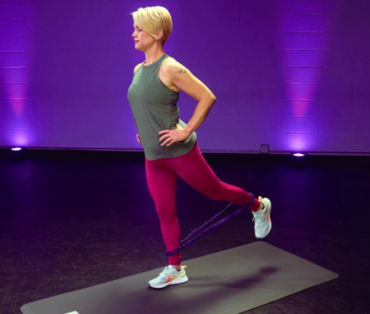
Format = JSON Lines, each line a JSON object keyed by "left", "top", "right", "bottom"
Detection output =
{"left": 145, "top": 158, "right": 178, "bottom": 217}
{"left": 167, "top": 142, "right": 225, "bottom": 199}
{"left": 166, "top": 142, "right": 253, "bottom": 206}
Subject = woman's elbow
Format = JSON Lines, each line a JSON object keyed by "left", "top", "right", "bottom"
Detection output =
{"left": 209, "top": 93, "right": 217, "bottom": 105}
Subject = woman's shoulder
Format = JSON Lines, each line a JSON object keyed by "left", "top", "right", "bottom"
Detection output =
{"left": 133, "top": 62, "right": 143, "bottom": 74}
{"left": 161, "top": 57, "right": 188, "bottom": 75}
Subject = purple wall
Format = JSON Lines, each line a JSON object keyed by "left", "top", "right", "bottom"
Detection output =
{"left": 0, "top": 0, "right": 369, "bottom": 154}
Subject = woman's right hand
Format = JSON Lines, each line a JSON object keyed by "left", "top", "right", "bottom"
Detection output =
{"left": 136, "top": 132, "right": 142, "bottom": 145}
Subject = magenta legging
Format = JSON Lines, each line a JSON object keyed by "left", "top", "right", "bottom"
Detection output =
{"left": 145, "top": 141, "right": 261, "bottom": 266}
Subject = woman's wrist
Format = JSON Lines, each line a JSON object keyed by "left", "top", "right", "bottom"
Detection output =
{"left": 183, "top": 126, "right": 193, "bottom": 136}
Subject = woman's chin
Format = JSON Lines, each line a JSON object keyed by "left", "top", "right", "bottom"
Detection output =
{"left": 135, "top": 45, "right": 144, "bottom": 52}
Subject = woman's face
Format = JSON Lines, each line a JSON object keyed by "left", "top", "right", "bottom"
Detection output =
{"left": 132, "top": 24, "right": 155, "bottom": 52}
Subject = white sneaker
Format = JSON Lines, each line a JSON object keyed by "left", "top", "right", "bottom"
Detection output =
{"left": 148, "top": 265, "right": 188, "bottom": 289}
{"left": 252, "top": 197, "right": 272, "bottom": 238}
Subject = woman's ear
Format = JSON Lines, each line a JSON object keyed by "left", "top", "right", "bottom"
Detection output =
{"left": 156, "top": 29, "right": 164, "bottom": 41}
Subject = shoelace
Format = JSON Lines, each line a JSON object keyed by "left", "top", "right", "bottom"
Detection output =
{"left": 159, "top": 266, "right": 170, "bottom": 277}
{"left": 252, "top": 210, "right": 264, "bottom": 222}
{"left": 159, "top": 266, "right": 185, "bottom": 277}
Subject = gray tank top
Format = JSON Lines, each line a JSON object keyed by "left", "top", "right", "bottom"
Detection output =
{"left": 127, "top": 54, "right": 196, "bottom": 160}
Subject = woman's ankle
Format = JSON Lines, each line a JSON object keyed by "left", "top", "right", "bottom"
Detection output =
{"left": 171, "top": 265, "right": 181, "bottom": 271}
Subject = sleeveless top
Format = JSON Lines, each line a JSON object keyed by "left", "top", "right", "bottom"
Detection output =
{"left": 127, "top": 54, "right": 196, "bottom": 161}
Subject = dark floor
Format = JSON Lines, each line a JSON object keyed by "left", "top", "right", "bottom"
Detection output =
{"left": 1, "top": 149, "right": 370, "bottom": 314}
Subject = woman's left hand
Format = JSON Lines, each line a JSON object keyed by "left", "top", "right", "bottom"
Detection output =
{"left": 158, "top": 124, "right": 190, "bottom": 147}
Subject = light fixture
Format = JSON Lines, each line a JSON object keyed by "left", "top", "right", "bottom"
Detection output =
{"left": 292, "top": 153, "right": 305, "bottom": 157}
{"left": 11, "top": 147, "right": 22, "bottom": 151}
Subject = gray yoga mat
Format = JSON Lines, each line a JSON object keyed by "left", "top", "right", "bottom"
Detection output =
{"left": 21, "top": 241, "right": 338, "bottom": 314}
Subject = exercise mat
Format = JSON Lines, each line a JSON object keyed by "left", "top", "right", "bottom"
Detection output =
{"left": 21, "top": 241, "right": 338, "bottom": 314}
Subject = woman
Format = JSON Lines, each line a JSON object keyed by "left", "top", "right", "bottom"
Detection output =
{"left": 127, "top": 6, "right": 271, "bottom": 289}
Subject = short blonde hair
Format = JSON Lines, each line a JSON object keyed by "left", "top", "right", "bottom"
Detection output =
{"left": 132, "top": 6, "right": 172, "bottom": 45}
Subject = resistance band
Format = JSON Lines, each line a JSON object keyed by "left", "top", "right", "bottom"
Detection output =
{"left": 164, "top": 193, "right": 255, "bottom": 256}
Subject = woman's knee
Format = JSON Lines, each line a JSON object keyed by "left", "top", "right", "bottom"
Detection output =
{"left": 206, "top": 186, "right": 227, "bottom": 201}
{"left": 155, "top": 205, "right": 177, "bottom": 223}
{"left": 209, "top": 193, "right": 226, "bottom": 202}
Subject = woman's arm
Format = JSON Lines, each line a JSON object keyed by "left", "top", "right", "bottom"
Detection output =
{"left": 158, "top": 59, "right": 216, "bottom": 147}
{"left": 134, "top": 63, "right": 142, "bottom": 145}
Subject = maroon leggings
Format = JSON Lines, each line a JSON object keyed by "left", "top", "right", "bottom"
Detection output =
{"left": 145, "top": 141, "right": 260, "bottom": 265}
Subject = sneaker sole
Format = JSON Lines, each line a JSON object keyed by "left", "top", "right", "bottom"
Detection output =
{"left": 256, "top": 198, "right": 272, "bottom": 239}
{"left": 149, "top": 275, "right": 189, "bottom": 289}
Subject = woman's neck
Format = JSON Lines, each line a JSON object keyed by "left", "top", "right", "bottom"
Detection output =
{"left": 143, "top": 46, "right": 165, "bottom": 66}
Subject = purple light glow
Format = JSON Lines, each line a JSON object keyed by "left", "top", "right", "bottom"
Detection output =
{"left": 0, "top": 52, "right": 34, "bottom": 116}
{"left": 4, "top": 129, "right": 28, "bottom": 146}
{"left": 290, "top": 100, "right": 310, "bottom": 118}
{"left": 277, "top": 53, "right": 324, "bottom": 119}
{"left": 288, "top": 133, "right": 306, "bottom": 150}
{"left": 289, "top": 82, "right": 320, "bottom": 117}
{"left": 0, "top": 65, "right": 33, "bottom": 114}
{"left": 0, "top": 3, "right": 37, "bottom": 148}
{"left": 276, "top": 1, "right": 334, "bottom": 152}
{"left": 287, "top": 133, "right": 319, "bottom": 152}
{"left": 0, "top": 14, "right": 36, "bottom": 116}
